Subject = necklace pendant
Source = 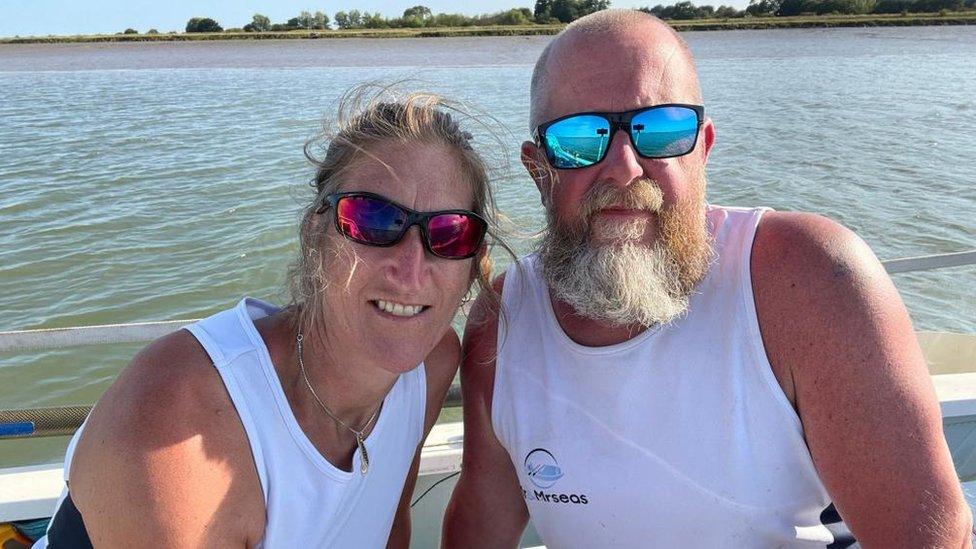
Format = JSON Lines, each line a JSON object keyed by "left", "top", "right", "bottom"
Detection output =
{"left": 357, "top": 435, "right": 369, "bottom": 475}
{"left": 296, "top": 333, "right": 378, "bottom": 477}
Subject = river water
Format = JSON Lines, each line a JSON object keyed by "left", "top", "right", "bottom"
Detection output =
{"left": 1, "top": 27, "right": 974, "bottom": 466}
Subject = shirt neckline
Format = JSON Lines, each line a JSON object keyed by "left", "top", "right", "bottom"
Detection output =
{"left": 236, "top": 297, "right": 395, "bottom": 480}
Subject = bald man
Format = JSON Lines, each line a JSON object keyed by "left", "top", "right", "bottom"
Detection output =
{"left": 443, "top": 10, "right": 970, "bottom": 549}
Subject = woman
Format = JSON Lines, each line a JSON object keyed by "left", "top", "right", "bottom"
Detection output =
{"left": 35, "top": 89, "right": 501, "bottom": 548}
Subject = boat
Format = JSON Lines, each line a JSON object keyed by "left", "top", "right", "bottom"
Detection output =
{"left": 1, "top": 250, "right": 974, "bottom": 548}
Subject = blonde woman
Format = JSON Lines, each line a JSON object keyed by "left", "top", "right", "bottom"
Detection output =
{"left": 36, "top": 90, "right": 502, "bottom": 548}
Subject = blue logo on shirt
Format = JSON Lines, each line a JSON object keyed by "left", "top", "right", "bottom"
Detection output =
{"left": 524, "top": 448, "right": 564, "bottom": 489}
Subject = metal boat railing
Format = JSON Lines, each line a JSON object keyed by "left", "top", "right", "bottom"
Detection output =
{"left": 881, "top": 250, "right": 976, "bottom": 274}
{"left": 2, "top": 249, "right": 973, "bottom": 440}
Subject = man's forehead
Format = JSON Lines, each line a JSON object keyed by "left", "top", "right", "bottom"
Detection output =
{"left": 538, "top": 30, "right": 698, "bottom": 122}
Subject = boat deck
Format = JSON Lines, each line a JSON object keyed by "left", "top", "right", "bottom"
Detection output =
{"left": 4, "top": 367, "right": 976, "bottom": 546}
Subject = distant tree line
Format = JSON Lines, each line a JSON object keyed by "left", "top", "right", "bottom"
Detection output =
{"left": 534, "top": 0, "right": 612, "bottom": 22}
{"left": 640, "top": 3, "right": 739, "bottom": 18}
{"left": 747, "top": 0, "right": 973, "bottom": 15}
{"left": 641, "top": 0, "right": 974, "bottom": 18}
{"left": 132, "top": 0, "right": 974, "bottom": 36}
{"left": 177, "top": 1, "right": 610, "bottom": 34}
{"left": 328, "top": 6, "right": 538, "bottom": 29}
{"left": 241, "top": 11, "right": 331, "bottom": 31}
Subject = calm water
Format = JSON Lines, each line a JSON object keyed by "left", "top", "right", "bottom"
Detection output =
{"left": 1, "top": 28, "right": 974, "bottom": 466}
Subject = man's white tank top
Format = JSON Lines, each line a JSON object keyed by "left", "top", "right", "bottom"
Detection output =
{"left": 37, "top": 298, "right": 426, "bottom": 548}
{"left": 492, "top": 206, "right": 834, "bottom": 548}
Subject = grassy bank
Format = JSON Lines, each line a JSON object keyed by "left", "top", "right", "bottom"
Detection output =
{"left": 0, "top": 25, "right": 562, "bottom": 44}
{"left": 670, "top": 10, "right": 976, "bottom": 28}
{"left": 3, "top": 12, "right": 974, "bottom": 44}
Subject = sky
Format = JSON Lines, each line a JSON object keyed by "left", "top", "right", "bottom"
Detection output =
{"left": 0, "top": 0, "right": 751, "bottom": 38}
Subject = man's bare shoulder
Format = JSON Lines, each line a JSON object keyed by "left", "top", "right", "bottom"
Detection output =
{"left": 426, "top": 329, "right": 461, "bottom": 383}
{"left": 445, "top": 272, "right": 530, "bottom": 546}
{"left": 423, "top": 329, "right": 462, "bottom": 430}
{"left": 460, "top": 273, "right": 507, "bottom": 408}
{"left": 750, "top": 210, "right": 894, "bottom": 342}
{"left": 749, "top": 214, "right": 971, "bottom": 546}
{"left": 751, "top": 210, "right": 884, "bottom": 290}
{"left": 468, "top": 273, "right": 507, "bottom": 332}
{"left": 749, "top": 210, "right": 906, "bottom": 400}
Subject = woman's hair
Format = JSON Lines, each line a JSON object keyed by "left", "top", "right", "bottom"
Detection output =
{"left": 288, "top": 84, "right": 510, "bottom": 336}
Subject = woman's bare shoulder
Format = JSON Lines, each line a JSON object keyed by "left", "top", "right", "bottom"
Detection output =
{"left": 84, "top": 329, "right": 231, "bottom": 443}
{"left": 68, "top": 328, "right": 264, "bottom": 546}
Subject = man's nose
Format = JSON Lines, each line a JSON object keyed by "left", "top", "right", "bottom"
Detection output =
{"left": 385, "top": 225, "right": 428, "bottom": 291}
{"left": 598, "top": 129, "right": 645, "bottom": 188}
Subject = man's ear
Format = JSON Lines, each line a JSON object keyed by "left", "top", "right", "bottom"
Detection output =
{"left": 521, "top": 140, "right": 553, "bottom": 207}
{"left": 700, "top": 117, "right": 716, "bottom": 165}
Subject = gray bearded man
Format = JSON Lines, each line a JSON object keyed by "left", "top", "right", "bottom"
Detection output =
{"left": 443, "top": 9, "right": 971, "bottom": 549}
{"left": 538, "top": 177, "right": 710, "bottom": 327}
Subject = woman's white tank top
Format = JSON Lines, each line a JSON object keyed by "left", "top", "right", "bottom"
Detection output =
{"left": 185, "top": 298, "right": 426, "bottom": 547}
{"left": 492, "top": 206, "right": 835, "bottom": 548}
{"left": 38, "top": 298, "right": 426, "bottom": 548}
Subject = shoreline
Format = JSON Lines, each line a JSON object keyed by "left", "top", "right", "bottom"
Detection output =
{"left": 3, "top": 13, "right": 976, "bottom": 44}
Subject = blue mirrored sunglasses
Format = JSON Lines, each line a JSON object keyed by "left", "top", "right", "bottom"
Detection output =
{"left": 534, "top": 104, "right": 705, "bottom": 170}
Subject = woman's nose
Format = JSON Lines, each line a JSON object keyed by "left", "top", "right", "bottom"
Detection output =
{"left": 384, "top": 226, "right": 428, "bottom": 290}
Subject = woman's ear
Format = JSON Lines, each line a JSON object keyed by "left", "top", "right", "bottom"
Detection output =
{"left": 470, "top": 242, "right": 491, "bottom": 283}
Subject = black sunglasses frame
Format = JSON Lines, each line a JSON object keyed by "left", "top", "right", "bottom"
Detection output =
{"left": 316, "top": 191, "right": 488, "bottom": 260}
{"left": 533, "top": 104, "right": 705, "bottom": 170}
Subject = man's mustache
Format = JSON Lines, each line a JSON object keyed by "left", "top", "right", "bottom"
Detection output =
{"left": 580, "top": 179, "right": 665, "bottom": 222}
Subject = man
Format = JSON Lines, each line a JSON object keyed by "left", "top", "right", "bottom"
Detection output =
{"left": 443, "top": 9, "right": 971, "bottom": 548}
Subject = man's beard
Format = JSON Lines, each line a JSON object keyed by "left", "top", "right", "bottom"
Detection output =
{"left": 537, "top": 176, "right": 714, "bottom": 328}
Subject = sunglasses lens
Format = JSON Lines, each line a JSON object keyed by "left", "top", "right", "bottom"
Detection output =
{"left": 335, "top": 195, "right": 407, "bottom": 245}
{"left": 543, "top": 115, "right": 612, "bottom": 169}
{"left": 630, "top": 106, "right": 700, "bottom": 158}
{"left": 427, "top": 213, "right": 486, "bottom": 259}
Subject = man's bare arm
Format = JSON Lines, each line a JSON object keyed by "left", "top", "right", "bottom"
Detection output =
{"left": 753, "top": 212, "right": 971, "bottom": 548}
{"left": 389, "top": 330, "right": 462, "bottom": 548}
{"left": 387, "top": 451, "right": 421, "bottom": 549}
{"left": 443, "top": 279, "right": 529, "bottom": 548}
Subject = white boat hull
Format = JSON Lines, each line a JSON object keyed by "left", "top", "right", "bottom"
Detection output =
{"left": 2, "top": 332, "right": 973, "bottom": 547}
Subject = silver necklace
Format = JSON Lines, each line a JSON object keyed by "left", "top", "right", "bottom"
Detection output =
{"left": 296, "top": 333, "right": 380, "bottom": 475}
